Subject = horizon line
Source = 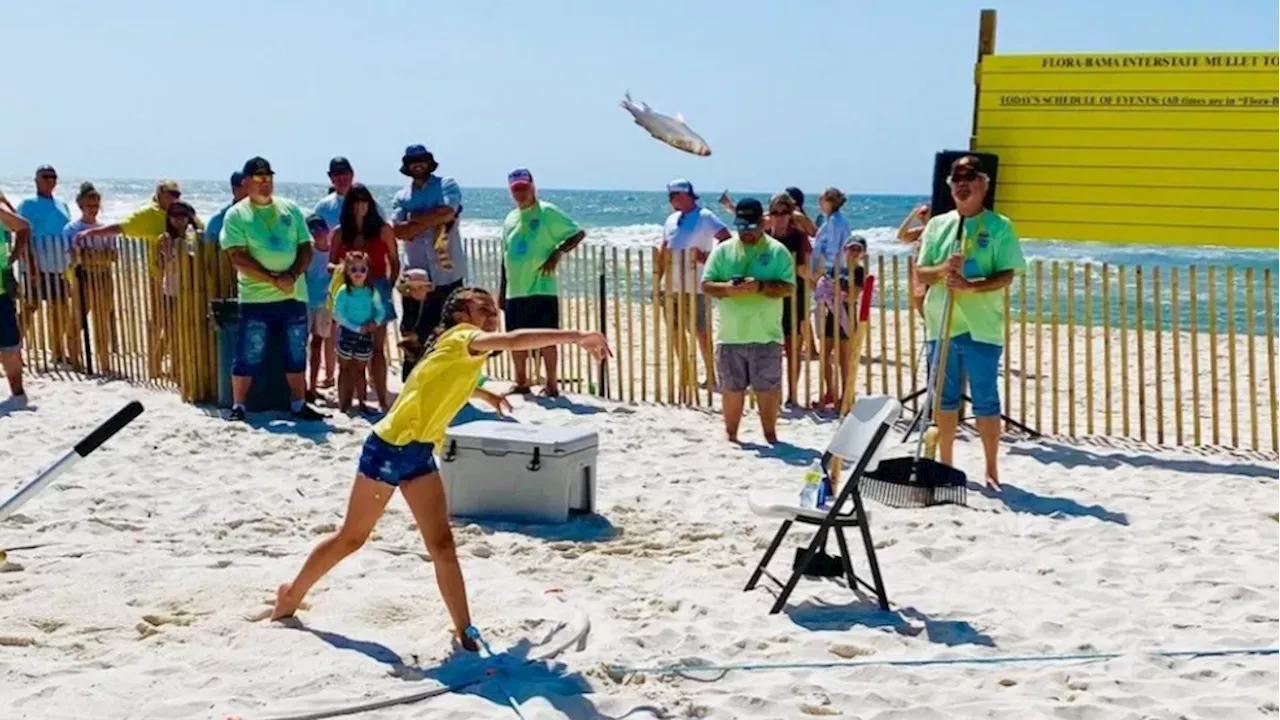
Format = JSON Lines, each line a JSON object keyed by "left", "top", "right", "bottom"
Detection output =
{"left": 0, "top": 175, "right": 928, "bottom": 198}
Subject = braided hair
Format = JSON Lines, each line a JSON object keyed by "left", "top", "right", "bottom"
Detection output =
{"left": 420, "top": 285, "right": 494, "bottom": 358}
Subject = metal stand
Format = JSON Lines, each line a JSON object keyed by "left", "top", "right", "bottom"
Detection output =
{"left": 899, "top": 386, "right": 1039, "bottom": 442}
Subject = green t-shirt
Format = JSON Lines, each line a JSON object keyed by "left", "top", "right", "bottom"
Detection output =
{"left": 702, "top": 236, "right": 796, "bottom": 345}
{"left": 219, "top": 197, "right": 311, "bottom": 304}
{"left": 917, "top": 209, "right": 1025, "bottom": 347}
{"left": 501, "top": 200, "right": 582, "bottom": 299}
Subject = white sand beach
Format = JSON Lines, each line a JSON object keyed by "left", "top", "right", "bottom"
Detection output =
{"left": 0, "top": 376, "right": 1277, "bottom": 719}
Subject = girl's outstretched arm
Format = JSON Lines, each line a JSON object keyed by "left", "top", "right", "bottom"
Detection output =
{"left": 470, "top": 328, "right": 612, "bottom": 360}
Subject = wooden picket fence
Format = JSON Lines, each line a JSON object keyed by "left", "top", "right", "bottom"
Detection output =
{"left": 12, "top": 234, "right": 1279, "bottom": 454}
{"left": 15, "top": 234, "right": 235, "bottom": 404}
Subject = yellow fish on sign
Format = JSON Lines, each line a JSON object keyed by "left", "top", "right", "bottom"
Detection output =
{"left": 620, "top": 91, "right": 712, "bottom": 157}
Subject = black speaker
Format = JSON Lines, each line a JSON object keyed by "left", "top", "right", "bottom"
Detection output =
{"left": 929, "top": 150, "right": 999, "bottom": 215}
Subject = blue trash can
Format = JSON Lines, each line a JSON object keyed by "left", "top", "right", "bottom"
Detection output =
{"left": 211, "top": 299, "right": 293, "bottom": 412}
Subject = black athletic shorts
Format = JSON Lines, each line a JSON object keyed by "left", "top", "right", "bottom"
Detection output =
{"left": 505, "top": 295, "right": 560, "bottom": 331}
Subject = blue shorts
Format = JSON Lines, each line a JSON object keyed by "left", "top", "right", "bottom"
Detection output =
{"left": 926, "top": 333, "right": 1003, "bottom": 418}
{"left": 234, "top": 300, "right": 309, "bottom": 377}
{"left": 357, "top": 432, "right": 438, "bottom": 486}
{"left": 0, "top": 293, "right": 19, "bottom": 352}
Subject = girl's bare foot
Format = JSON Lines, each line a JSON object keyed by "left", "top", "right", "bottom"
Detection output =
{"left": 271, "top": 583, "right": 301, "bottom": 621}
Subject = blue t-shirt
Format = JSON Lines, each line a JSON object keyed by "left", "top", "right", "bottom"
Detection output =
{"left": 17, "top": 195, "right": 72, "bottom": 273}
{"left": 305, "top": 247, "right": 332, "bottom": 309}
{"left": 811, "top": 211, "right": 850, "bottom": 275}
{"left": 390, "top": 176, "right": 465, "bottom": 285}
{"left": 333, "top": 284, "right": 387, "bottom": 331}
{"left": 661, "top": 206, "right": 728, "bottom": 294}
{"left": 204, "top": 202, "right": 233, "bottom": 244}
{"left": 313, "top": 192, "right": 344, "bottom": 231}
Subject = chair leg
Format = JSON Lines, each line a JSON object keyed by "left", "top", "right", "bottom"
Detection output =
{"left": 745, "top": 520, "right": 791, "bottom": 592}
{"left": 855, "top": 520, "right": 890, "bottom": 611}
{"left": 770, "top": 529, "right": 824, "bottom": 615}
{"left": 834, "top": 528, "right": 859, "bottom": 589}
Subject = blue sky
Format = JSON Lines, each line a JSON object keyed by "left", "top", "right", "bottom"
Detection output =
{"left": 3, "top": 0, "right": 1276, "bottom": 193}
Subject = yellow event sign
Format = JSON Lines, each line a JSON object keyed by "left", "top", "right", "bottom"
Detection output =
{"left": 974, "top": 51, "right": 1278, "bottom": 248}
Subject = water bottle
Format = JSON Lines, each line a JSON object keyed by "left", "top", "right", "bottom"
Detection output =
{"left": 799, "top": 459, "right": 823, "bottom": 509}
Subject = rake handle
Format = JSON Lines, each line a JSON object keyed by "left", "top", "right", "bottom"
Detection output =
{"left": 930, "top": 291, "right": 958, "bottom": 422}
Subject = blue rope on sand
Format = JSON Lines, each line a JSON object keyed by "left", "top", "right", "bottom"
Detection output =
{"left": 608, "top": 646, "right": 1278, "bottom": 677}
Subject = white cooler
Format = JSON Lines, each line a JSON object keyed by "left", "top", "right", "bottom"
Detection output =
{"left": 439, "top": 421, "right": 598, "bottom": 524}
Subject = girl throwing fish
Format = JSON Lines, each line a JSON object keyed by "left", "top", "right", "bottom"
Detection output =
{"left": 271, "top": 285, "right": 612, "bottom": 650}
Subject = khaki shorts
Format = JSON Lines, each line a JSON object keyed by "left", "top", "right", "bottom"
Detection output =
{"left": 307, "top": 306, "right": 333, "bottom": 338}
{"left": 716, "top": 342, "right": 783, "bottom": 393}
{"left": 659, "top": 291, "right": 709, "bottom": 333}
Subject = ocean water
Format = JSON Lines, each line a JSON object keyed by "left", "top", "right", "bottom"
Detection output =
{"left": 2, "top": 177, "right": 1276, "bottom": 333}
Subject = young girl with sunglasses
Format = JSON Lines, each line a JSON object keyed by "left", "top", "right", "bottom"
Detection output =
{"left": 332, "top": 252, "right": 386, "bottom": 413}
{"left": 271, "top": 285, "right": 611, "bottom": 651}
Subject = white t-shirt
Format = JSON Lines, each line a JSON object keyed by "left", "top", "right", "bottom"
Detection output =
{"left": 661, "top": 206, "right": 728, "bottom": 294}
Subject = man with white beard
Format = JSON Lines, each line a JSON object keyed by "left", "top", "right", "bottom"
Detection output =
{"left": 914, "top": 155, "right": 1025, "bottom": 490}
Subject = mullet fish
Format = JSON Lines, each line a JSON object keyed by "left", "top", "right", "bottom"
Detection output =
{"left": 620, "top": 91, "right": 712, "bottom": 157}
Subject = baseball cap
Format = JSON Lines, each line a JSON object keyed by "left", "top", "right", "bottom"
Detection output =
{"left": 328, "top": 156, "right": 353, "bottom": 174}
{"left": 157, "top": 179, "right": 182, "bottom": 195}
{"left": 734, "top": 198, "right": 764, "bottom": 231}
{"left": 229, "top": 171, "right": 246, "bottom": 188}
{"left": 507, "top": 168, "right": 534, "bottom": 189}
{"left": 949, "top": 155, "right": 987, "bottom": 179}
{"left": 167, "top": 200, "right": 196, "bottom": 217}
{"left": 35, "top": 164, "right": 57, "bottom": 177}
{"left": 305, "top": 213, "right": 328, "bottom": 233}
{"left": 242, "top": 156, "right": 274, "bottom": 176}
{"left": 844, "top": 233, "right": 868, "bottom": 251}
{"left": 666, "top": 178, "right": 698, "bottom": 198}
{"left": 400, "top": 268, "right": 431, "bottom": 286}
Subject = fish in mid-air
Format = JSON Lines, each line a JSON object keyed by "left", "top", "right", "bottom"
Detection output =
{"left": 620, "top": 91, "right": 712, "bottom": 157}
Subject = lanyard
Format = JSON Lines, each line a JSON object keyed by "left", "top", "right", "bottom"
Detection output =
{"left": 950, "top": 211, "right": 986, "bottom": 258}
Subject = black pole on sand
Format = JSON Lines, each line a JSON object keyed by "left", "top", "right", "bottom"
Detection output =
{"left": 76, "top": 266, "right": 93, "bottom": 375}
{"left": 597, "top": 265, "right": 608, "bottom": 398}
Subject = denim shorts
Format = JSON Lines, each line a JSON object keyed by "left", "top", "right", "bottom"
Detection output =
{"left": 926, "top": 333, "right": 1003, "bottom": 417}
{"left": 234, "top": 300, "right": 309, "bottom": 376}
{"left": 336, "top": 326, "right": 374, "bottom": 361}
{"left": 0, "top": 293, "right": 19, "bottom": 352}
{"left": 357, "top": 432, "right": 438, "bottom": 487}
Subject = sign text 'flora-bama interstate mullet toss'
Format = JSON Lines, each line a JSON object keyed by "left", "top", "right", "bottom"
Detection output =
{"left": 974, "top": 51, "right": 1278, "bottom": 249}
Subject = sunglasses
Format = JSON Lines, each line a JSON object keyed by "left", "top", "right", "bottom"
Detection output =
{"left": 949, "top": 172, "right": 979, "bottom": 183}
{"left": 38, "top": 174, "right": 58, "bottom": 181}
{"left": 348, "top": 265, "right": 369, "bottom": 273}
{"left": 164, "top": 189, "right": 182, "bottom": 198}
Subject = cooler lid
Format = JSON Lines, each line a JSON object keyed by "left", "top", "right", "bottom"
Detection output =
{"left": 446, "top": 420, "right": 598, "bottom": 456}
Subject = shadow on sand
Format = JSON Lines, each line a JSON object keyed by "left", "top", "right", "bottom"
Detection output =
{"left": 1010, "top": 442, "right": 1277, "bottom": 481}
{"left": 787, "top": 598, "right": 996, "bottom": 648}
{"left": 737, "top": 440, "right": 823, "bottom": 468}
{"left": 279, "top": 620, "right": 649, "bottom": 719}
{"left": 970, "top": 480, "right": 1129, "bottom": 525}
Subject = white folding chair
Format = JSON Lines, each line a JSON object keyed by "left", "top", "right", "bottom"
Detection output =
{"left": 744, "top": 395, "right": 902, "bottom": 613}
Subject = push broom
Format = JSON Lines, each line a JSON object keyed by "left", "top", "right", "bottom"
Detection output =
{"left": 859, "top": 221, "right": 968, "bottom": 508}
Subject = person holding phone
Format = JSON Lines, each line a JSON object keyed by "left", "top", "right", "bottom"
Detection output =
{"left": 701, "top": 198, "right": 795, "bottom": 443}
